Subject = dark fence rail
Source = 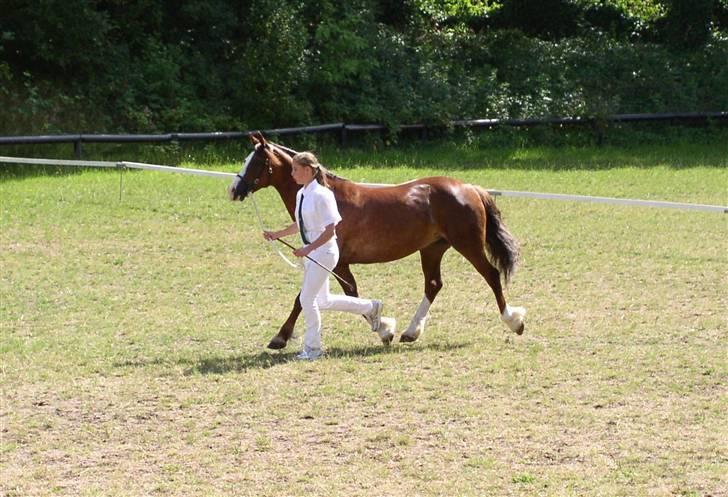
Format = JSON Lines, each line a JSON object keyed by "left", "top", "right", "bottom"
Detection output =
{"left": 1, "top": 112, "right": 725, "bottom": 157}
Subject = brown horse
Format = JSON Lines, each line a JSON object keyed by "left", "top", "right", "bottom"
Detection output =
{"left": 228, "top": 132, "right": 526, "bottom": 350}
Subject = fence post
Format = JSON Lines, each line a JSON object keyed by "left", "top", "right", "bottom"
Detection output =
{"left": 340, "top": 124, "right": 347, "bottom": 147}
{"left": 74, "top": 139, "right": 83, "bottom": 159}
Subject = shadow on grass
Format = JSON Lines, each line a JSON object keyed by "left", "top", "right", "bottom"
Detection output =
{"left": 114, "top": 340, "right": 473, "bottom": 375}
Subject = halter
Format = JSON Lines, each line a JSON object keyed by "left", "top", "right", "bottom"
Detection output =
{"left": 235, "top": 146, "right": 273, "bottom": 197}
{"left": 235, "top": 143, "right": 355, "bottom": 289}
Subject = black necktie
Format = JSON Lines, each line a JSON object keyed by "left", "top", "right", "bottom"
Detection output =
{"left": 298, "top": 194, "right": 309, "bottom": 244}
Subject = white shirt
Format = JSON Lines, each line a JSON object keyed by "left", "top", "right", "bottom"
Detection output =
{"left": 295, "top": 180, "right": 342, "bottom": 246}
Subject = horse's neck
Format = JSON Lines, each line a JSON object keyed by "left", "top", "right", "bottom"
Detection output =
{"left": 272, "top": 179, "right": 300, "bottom": 221}
{"left": 272, "top": 176, "right": 347, "bottom": 221}
{"left": 268, "top": 143, "right": 347, "bottom": 219}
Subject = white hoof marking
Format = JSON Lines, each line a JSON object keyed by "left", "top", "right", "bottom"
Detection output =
{"left": 402, "top": 297, "right": 431, "bottom": 341}
{"left": 501, "top": 304, "right": 526, "bottom": 334}
{"left": 377, "top": 317, "right": 397, "bottom": 345}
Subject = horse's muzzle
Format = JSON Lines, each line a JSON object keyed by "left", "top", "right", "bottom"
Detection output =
{"left": 228, "top": 177, "right": 249, "bottom": 201}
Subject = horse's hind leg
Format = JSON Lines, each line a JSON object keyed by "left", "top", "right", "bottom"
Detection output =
{"left": 401, "top": 239, "right": 450, "bottom": 343}
{"left": 453, "top": 241, "right": 525, "bottom": 335}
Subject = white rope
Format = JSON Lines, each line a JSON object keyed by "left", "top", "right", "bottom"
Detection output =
{"left": 0, "top": 156, "right": 237, "bottom": 178}
{"left": 120, "top": 161, "right": 235, "bottom": 179}
{"left": 1, "top": 155, "right": 725, "bottom": 213}
{"left": 250, "top": 191, "right": 300, "bottom": 269}
{"left": 0, "top": 155, "right": 118, "bottom": 168}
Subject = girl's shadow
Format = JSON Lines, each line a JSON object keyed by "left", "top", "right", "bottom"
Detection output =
{"left": 185, "top": 340, "right": 471, "bottom": 375}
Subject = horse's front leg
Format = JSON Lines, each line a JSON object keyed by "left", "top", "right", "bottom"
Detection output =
{"left": 267, "top": 292, "right": 301, "bottom": 350}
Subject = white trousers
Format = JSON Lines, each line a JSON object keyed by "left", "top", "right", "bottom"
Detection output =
{"left": 299, "top": 244, "right": 374, "bottom": 350}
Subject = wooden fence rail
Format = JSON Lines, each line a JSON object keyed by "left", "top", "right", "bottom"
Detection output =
{"left": 1, "top": 112, "right": 725, "bottom": 158}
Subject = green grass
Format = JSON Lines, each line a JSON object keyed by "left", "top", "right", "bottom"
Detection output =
{"left": 1, "top": 140, "right": 727, "bottom": 496}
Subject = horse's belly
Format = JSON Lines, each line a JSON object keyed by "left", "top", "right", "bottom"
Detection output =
{"left": 339, "top": 230, "right": 440, "bottom": 264}
{"left": 337, "top": 189, "right": 442, "bottom": 263}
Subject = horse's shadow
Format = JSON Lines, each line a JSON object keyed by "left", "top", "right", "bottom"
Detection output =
{"left": 189, "top": 340, "right": 472, "bottom": 375}
{"left": 114, "top": 340, "right": 472, "bottom": 375}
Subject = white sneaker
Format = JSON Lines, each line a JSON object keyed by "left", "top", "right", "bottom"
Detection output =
{"left": 366, "top": 300, "right": 383, "bottom": 332}
{"left": 295, "top": 346, "right": 323, "bottom": 361}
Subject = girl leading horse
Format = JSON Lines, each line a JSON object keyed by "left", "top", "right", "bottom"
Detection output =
{"left": 229, "top": 132, "right": 525, "bottom": 350}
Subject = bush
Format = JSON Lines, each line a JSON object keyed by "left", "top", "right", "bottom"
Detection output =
{"left": 1, "top": 0, "right": 726, "bottom": 135}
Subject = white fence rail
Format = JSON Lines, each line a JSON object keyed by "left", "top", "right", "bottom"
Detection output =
{"left": 1, "top": 156, "right": 725, "bottom": 214}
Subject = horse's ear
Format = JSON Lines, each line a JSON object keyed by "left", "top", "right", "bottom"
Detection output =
{"left": 256, "top": 132, "right": 269, "bottom": 148}
{"left": 249, "top": 133, "right": 259, "bottom": 146}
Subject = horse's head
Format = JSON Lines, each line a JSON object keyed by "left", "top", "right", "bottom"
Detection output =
{"left": 228, "top": 132, "right": 289, "bottom": 201}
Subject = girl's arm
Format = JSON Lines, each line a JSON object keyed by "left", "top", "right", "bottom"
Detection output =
{"left": 293, "top": 223, "right": 336, "bottom": 258}
{"left": 263, "top": 222, "right": 298, "bottom": 241}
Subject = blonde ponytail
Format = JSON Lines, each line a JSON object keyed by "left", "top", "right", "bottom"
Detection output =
{"left": 293, "top": 152, "right": 329, "bottom": 188}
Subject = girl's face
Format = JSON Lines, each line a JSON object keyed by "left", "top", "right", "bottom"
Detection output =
{"left": 291, "top": 161, "right": 315, "bottom": 186}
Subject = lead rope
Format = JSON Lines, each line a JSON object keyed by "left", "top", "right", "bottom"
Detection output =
{"left": 249, "top": 191, "right": 300, "bottom": 269}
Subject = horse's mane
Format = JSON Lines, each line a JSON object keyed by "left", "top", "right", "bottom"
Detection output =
{"left": 271, "top": 142, "right": 350, "bottom": 183}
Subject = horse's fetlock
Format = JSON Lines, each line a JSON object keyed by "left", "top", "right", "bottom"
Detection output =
{"left": 267, "top": 335, "right": 288, "bottom": 350}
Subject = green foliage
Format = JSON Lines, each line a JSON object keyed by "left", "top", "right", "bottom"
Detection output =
{"left": 303, "top": 1, "right": 381, "bottom": 122}
{"left": 0, "top": 0, "right": 725, "bottom": 135}
{"left": 659, "top": 0, "right": 715, "bottom": 49}
{"left": 494, "top": 0, "right": 582, "bottom": 39}
{"left": 416, "top": 0, "right": 500, "bottom": 20}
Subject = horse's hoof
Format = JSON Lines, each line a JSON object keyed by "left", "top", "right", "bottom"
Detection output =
{"left": 267, "top": 336, "right": 287, "bottom": 350}
{"left": 399, "top": 333, "right": 418, "bottom": 343}
{"left": 377, "top": 317, "right": 396, "bottom": 346}
{"left": 501, "top": 305, "right": 526, "bottom": 336}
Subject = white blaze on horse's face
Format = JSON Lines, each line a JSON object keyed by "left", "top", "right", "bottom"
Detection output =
{"left": 228, "top": 151, "right": 255, "bottom": 201}
{"left": 240, "top": 151, "right": 255, "bottom": 177}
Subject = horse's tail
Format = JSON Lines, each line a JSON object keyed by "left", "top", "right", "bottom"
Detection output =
{"left": 477, "top": 187, "right": 520, "bottom": 286}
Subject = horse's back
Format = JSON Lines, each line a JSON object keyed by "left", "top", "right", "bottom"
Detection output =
{"left": 333, "top": 176, "right": 488, "bottom": 263}
{"left": 333, "top": 178, "right": 444, "bottom": 262}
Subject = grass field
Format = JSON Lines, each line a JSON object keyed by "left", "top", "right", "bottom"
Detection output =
{"left": 1, "top": 140, "right": 727, "bottom": 496}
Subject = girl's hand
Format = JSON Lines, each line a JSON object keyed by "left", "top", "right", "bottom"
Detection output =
{"left": 263, "top": 230, "right": 277, "bottom": 241}
{"left": 293, "top": 245, "right": 312, "bottom": 258}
